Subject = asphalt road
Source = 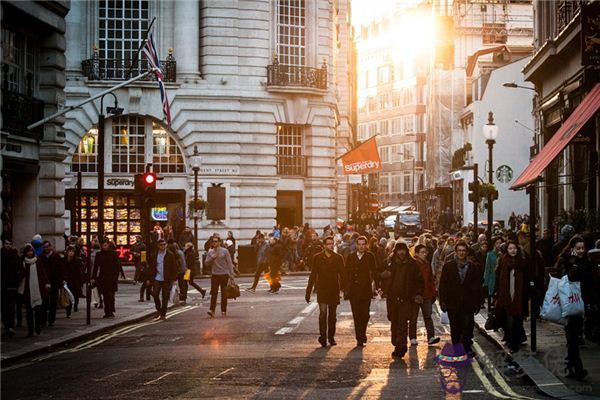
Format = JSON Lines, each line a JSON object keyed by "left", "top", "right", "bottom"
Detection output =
{"left": 2, "top": 276, "right": 549, "bottom": 399}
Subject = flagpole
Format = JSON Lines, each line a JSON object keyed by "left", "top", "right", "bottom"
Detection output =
{"left": 27, "top": 69, "right": 157, "bottom": 130}
{"left": 125, "top": 16, "right": 156, "bottom": 79}
{"left": 335, "top": 134, "right": 379, "bottom": 161}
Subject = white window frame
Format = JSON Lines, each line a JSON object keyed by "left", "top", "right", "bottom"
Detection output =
{"left": 275, "top": 0, "right": 308, "bottom": 67}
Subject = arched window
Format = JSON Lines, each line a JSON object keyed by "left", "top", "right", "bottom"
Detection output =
{"left": 72, "top": 128, "right": 98, "bottom": 172}
{"left": 152, "top": 122, "right": 185, "bottom": 173}
{"left": 72, "top": 115, "right": 184, "bottom": 174}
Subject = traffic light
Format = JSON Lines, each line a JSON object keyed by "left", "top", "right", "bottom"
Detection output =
{"left": 134, "top": 172, "right": 157, "bottom": 203}
{"left": 468, "top": 181, "right": 479, "bottom": 203}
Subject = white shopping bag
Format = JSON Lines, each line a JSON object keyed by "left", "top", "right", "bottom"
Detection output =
{"left": 440, "top": 311, "right": 450, "bottom": 325}
{"left": 63, "top": 283, "right": 75, "bottom": 305}
{"left": 92, "top": 287, "right": 100, "bottom": 305}
{"left": 558, "top": 275, "right": 585, "bottom": 318}
{"left": 169, "top": 284, "right": 180, "bottom": 304}
{"left": 540, "top": 277, "right": 567, "bottom": 325}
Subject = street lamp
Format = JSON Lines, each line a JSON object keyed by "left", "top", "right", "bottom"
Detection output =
{"left": 482, "top": 111, "right": 499, "bottom": 246}
{"left": 502, "top": 82, "right": 537, "bottom": 92}
{"left": 189, "top": 145, "right": 202, "bottom": 251}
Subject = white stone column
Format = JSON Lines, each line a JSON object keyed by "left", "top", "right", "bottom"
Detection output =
{"left": 174, "top": 0, "right": 200, "bottom": 79}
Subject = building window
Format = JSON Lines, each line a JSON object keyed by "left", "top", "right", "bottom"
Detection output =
{"left": 401, "top": 115, "right": 415, "bottom": 134}
{"left": 152, "top": 123, "right": 184, "bottom": 173}
{"left": 276, "top": 0, "right": 306, "bottom": 67}
{"left": 403, "top": 172, "right": 412, "bottom": 193}
{"left": 402, "top": 143, "right": 414, "bottom": 160}
{"left": 358, "top": 124, "right": 367, "bottom": 141}
{"left": 379, "top": 119, "right": 389, "bottom": 136}
{"left": 377, "top": 65, "right": 391, "bottom": 84}
{"left": 368, "top": 122, "right": 377, "bottom": 137}
{"left": 98, "top": 0, "right": 150, "bottom": 79}
{"left": 391, "top": 118, "right": 402, "bottom": 135}
{"left": 391, "top": 173, "right": 402, "bottom": 193}
{"left": 276, "top": 124, "right": 306, "bottom": 176}
{"left": 73, "top": 128, "right": 99, "bottom": 173}
{"left": 379, "top": 173, "right": 390, "bottom": 194}
{"left": 391, "top": 144, "right": 402, "bottom": 162}
{"left": 112, "top": 115, "right": 146, "bottom": 174}
{"left": 1, "top": 28, "right": 37, "bottom": 95}
{"left": 379, "top": 146, "right": 390, "bottom": 163}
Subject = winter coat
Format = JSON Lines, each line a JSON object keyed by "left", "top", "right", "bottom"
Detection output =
{"left": 184, "top": 247, "right": 201, "bottom": 275}
{"left": 39, "top": 252, "right": 65, "bottom": 287}
{"left": 64, "top": 256, "right": 84, "bottom": 298}
{"left": 345, "top": 251, "right": 377, "bottom": 300}
{"left": 92, "top": 249, "right": 122, "bottom": 292}
{"left": 557, "top": 255, "right": 595, "bottom": 306}
{"left": 1, "top": 247, "right": 21, "bottom": 290}
{"left": 439, "top": 257, "right": 483, "bottom": 314}
{"left": 494, "top": 255, "right": 529, "bottom": 316}
{"left": 386, "top": 255, "right": 424, "bottom": 302}
{"left": 306, "top": 251, "right": 345, "bottom": 305}
{"left": 414, "top": 257, "right": 436, "bottom": 300}
{"left": 483, "top": 250, "right": 498, "bottom": 296}
{"left": 148, "top": 250, "right": 179, "bottom": 282}
{"left": 21, "top": 257, "right": 49, "bottom": 303}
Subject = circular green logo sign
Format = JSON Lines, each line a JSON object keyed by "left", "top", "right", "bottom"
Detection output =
{"left": 496, "top": 165, "right": 513, "bottom": 183}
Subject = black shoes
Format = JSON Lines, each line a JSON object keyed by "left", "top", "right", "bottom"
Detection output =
{"left": 356, "top": 341, "right": 365, "bottom": 347}
{"left": 318, "top": 337, "right": 327, "bottom": 347}
{"left": 329, "top": 339, "right": 337, "bottom": 346}
{"left": 201, "top": 289, "right": 207, "bottom": 298}
{"left": 392, "top": 347, "right": 406, "bottom": 358}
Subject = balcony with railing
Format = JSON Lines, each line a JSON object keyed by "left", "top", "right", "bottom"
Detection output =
{"left": 276, "top": 155, "right": 308, "bottom": 177}
{"left": 267, "top": 55, "right": 327, "bottom": 94}
{"left": 556, "top": 0, "right": 583, "bottom": 36}
{"left": 1, "top": 86, "right": 44, "bottom": 141}
{"left": 81, "top": 48, "right": 176, "bottom": 82}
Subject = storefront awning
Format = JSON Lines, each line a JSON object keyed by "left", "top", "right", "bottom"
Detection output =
{"left": 511, "top": 83, "right": 600, "bottom": 190}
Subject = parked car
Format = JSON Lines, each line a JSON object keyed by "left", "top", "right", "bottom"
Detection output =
{"left": 394, "top": 211, "right": 422, "bottom": 237}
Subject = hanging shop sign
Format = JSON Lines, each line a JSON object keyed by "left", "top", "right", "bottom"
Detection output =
{"left": 496, "top": 165, "right": 513, "bottom": 183}
{"left": 106, "top": 178, "right": 134, "bottom": 187}
{"left": 151, "top": 207, "right": 169, "bottom": 221}
{"left": 582, "top": 1, "right": 600, "bottom": 66}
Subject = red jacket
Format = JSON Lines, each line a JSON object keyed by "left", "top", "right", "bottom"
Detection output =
{"left": 415, "top": 258, "right": 437, "bottom": 300}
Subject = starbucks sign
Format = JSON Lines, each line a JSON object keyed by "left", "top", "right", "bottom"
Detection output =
{"left": 496, "top": 165, "right": 513, "bottom": 183}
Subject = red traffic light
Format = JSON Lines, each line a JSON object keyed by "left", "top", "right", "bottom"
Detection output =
{"left": 143, "top": 172, "right": 156, "bottom": 185}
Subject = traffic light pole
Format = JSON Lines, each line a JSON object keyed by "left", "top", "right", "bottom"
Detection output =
{"left": 473, "top": 163, "right": 478, "bottom": 232}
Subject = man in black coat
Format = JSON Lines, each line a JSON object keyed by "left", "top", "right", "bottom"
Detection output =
{"left": 1, "top": 240, "right": 21, "bottom": 337}
{"left": 345, "top": 236, "right": 378, "bottom": 347}
{"left": 92, "top": 240, "right": 122, "bottom": 318}
{"left": 305, "top": 236, "right": 345, "bottom": 347}
{"left": 39, "top": 241, "right": 65, "bottom": 326}
{"left": 439, "top": 240, "right": 483, "bottom": 356}
{"left": 147, "top": 239, "right": 179, "bottom": 320}
{"left": 382, "top": 241, "right": 424, "bottom": 358}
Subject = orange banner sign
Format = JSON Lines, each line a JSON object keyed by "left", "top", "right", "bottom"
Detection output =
{"left": 340, "top": 137, "right": 382, "bottom": 175}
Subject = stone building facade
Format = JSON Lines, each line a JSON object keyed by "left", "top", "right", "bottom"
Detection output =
{"left": 61, "top": 0, "right": 354, "bottom": 252}
{"left": 1, "top": 1, "right": 70, "bottom": 249}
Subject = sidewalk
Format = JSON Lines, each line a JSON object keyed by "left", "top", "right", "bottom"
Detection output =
{"left": 1, "top": 281, "right": 167, "bottom": 364}
{"left": 475, "top": 307, "right": 600, "bottom": 399}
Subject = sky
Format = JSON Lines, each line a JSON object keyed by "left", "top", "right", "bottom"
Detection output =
{"left": 351, "top": 0, "right": 426, "bottom": 28}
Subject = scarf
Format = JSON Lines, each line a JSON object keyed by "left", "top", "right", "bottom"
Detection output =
{"left": 21, "top": 257, "right": 43, "bottom": 308}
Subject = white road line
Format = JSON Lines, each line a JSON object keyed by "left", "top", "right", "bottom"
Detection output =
{"left": 212, "top": 367, "right": 235, "bottom": 380}
{"left": 275, "top": 326, "right": 293, "bottom": 335}
{"left": 300, "top": 302, "right": 318, "bottom": 315}
{"left": 143, "top": 372, "right": 174, "bottom": 385}
{"left": 288, "top": 316, "right": 305, "bottom": 325}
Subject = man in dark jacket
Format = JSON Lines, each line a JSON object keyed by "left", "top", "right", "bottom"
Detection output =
{"left": 1, "top": 240, "right": 21, "bottom": 337}
{"left": 91, "top": 240, "right": 121, "bottom": 318}
{"left": 39, "top": 241, "right": 65, "bottom": 326}
{"left": 147, "top": 239, "right": 179, "bottom": 320}
{"left": 382, "top": 242, "right": 424, "bottom": 358}
{"left": 305, "top": 236, "right": 345, "bottom": 347}
{"left": 439, "top": 240, "right": 483, "bottom": 356}
{"left": 345, "top": 236, "right": 378, "bottom": 347}
{"left": 413, "top": 244, "right": 440, "bottom": 345}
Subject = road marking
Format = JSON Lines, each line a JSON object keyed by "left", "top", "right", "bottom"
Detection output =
{"left": 212, "top": 367, "right": 234, "bottom": 380}
{"left": 300, "top": 302, "right": 318, "bottom": 315}
{"left": 472, "top": 342, "right": 539, "bottom": 400}
{"left": 93, "top": 369, "right": 130, "bottom": 382}
{"left": 288, "top": 316, "right": 304, "bottom": 325}
{"left": 275, "top": 302, "right": 318, "bottom": 335}
{"left": 471, "top": 357, "right": 512, "bottom": 399}
{"left": 143, "top": 372, "right": 174, "bottom": 385}
{"left": 1, "top": 305, "right": 199, "bottom": 372}
{"left": 275, "top": 326, "right": 293, "bottom": 335}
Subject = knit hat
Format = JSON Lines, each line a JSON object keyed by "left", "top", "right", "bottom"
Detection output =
{"left": 393, "top": 241, "right": 409, "bottom": 253}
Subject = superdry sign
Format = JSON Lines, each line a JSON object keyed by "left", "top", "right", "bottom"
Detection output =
{"left": 339, "top": 137, "right": 382, "bottom": 175}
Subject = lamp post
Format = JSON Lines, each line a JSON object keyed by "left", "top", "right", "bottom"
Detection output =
{"left": 482, "top": 111, "right": 499, "bottom": 246}
{"left": 190, "top": 145, "right": 202, "bottom": 251}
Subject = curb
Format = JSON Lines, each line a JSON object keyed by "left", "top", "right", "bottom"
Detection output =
{"left": 474, "top": 314, "right": 597, "bottom": 400}
{"left": 0, "top": 303, "right": 181, "bottom": 367}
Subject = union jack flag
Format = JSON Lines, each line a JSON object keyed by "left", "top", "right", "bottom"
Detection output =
{"left": 143, "top": 31, "right": 171, "bottom": 126}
